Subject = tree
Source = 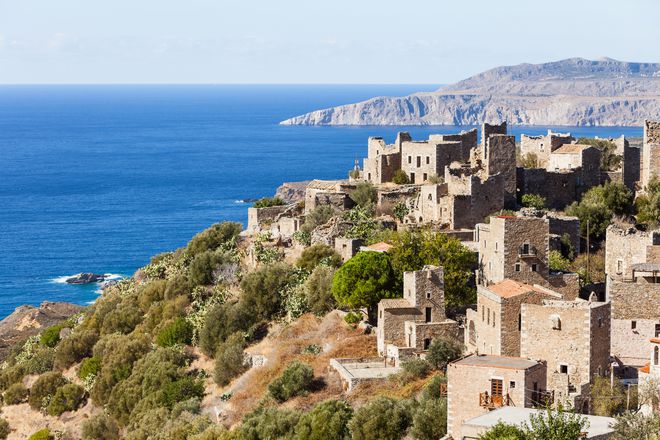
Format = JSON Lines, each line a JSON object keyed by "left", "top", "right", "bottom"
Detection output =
{"left": 477, "top": 422, "right": 526, "bottom": 439}
{"left": 268, "top": 361, "right": 314, "bottom": 402}
{"left": 393, "top": 202, "right": 409, "bottom": 222}
{"left": 388, "top": 229, "right": 477, "bottom": 306}
{"left": 187, "top": 222, "right": 242, "bottom": 256}
{"left": 294, "top": 399, "right": 353, "bottom": 440}
{"left": 566, "top": 182, "right": 633, "bottom": 240}
{"left": 82, "top": 413, "right": 121, "bottom": 440}
{"left": 3, "top": 382, "right": 28, "bottom": 405}
{"left": 240, "top": 263, "right": 294, "bottom": 321}
{"left": 637, "top": 176, "right": 660, "bottom": 226}
{"left": 549, "top": 250, "right": 571, "bottom": 272}
{"left": 576, "top": 137, "right": 622, "bottom": 171}
{"left": 214, "top": 332, "right": 247, "bottom": 386}
{"left": 47, "top": 383, "right": 87, "bottom": 416}
{"left": 304, "top": 265, "right": 337, "bottom": 315}
{"left": 348, "top": 397, "right": 413, "bottom": 440}
{"left": 411, "top": 398, "right": 447, "bottom": 440}
{"left": 28, "top": 429, "right": 53, "bottom": 440}
{"left": 590, "top": 376, "right": 625, "bottom": 417}
{"left": 519, "top": 152, "right": 539, "bottom": 169}
{"left": 349, "top": 182, "right": 377, "bottom": 208}
{"left": 612, "top": 412, "right": 660, "bottom": 440}
{"left": 570, "top": 250, "right": 606, "bottom": 285}
{"left": 525, "top": 407, "right": 588, "bottom": 440}
{"left": 156, "top": 317, "right": 193, "bottom": 347}
{"left": 392, "top": 170, "right": 410, "bottom": 185}
{"left": 238, "top": 407, "right": 300, "bottom": 440}
{"left": 29, "top": 371, "right": 67, "bottom": 410}
{"left": 332, "top": 251, "right": 396, "bottom": 323}
{"left": 521, "top": 193, "right": 546, "bottom": 210}
{"left": 296, "top": 244, "right": 342, "bottom": 272}
{"left": 426, "top": 337, "right": 462, "bottom": 371}
{"left": 253, "top": 197, "right": 285, "bottom": 208}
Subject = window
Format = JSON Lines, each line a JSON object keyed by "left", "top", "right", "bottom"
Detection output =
{"left": 656, "top": 324, "right": 660, "bottom": 338}
{"left": 367, "top": 173, "right": 371, "bottom": 180}
{"left": 425, "top": 307, "right": 432, "bottom": 323}
{"left": 410, "top": 172, "right": 415, "bottom": 183}
{"left": 424, "top": 338, "right": 431, "bottom": 350}
{"left": 428, "top": 194, "right": 433, "bottom": 201}
{"left": 417, "top": 156, "right": 421, "bottom": 167}
{"left": 598, "top": 317, "right": 603, "bottom": 328}
{"left": 426, "top": 292, "right": 431, "bottom": 299}
{"left": 423, "top": 173, "right": 428, "bottom": 181}
{"left": 379, "top": 310, "right": 382, "bottom": 319}
{"left": 509, "top": 381, "right": 516, "bottom": 389}
{"left": 376, "top": 150, "right": 379, "bottom": 155}
{"left": 408, "top": 156, "right": 412, "bottom": 164}
{"left": 491, "top": 379, "right": 503, "bottom": 398}
{"left": 531, "top": 264, "right": 538, "bottom": 272}
{"left": 518, "top": 313, "right": 522, "bottom": 331}
{"left": 560, "top": 364, "right": 568, "bottom": 374}
{"left": 492, "top": 312, "right": 496, "bottom": 328}
{"left": 655, "top": 346, "right": 659, "bottom": 366}
{"left": 487, "top": 308, "right": 490, "bottom": 325}
{"left": 482, "top": 306, "right": 484, "bottom": 321}
{"left": 426, "top": 156, "right": 430, "bottom": 165}
{"left": 617, "top": 260, "right": 623, "bottom": 274}
{"left": 515, "top": 263, "right": 521, "bottom": 272}
{"left": 495, "top": 242, "right": 498, "bottom": 251}
{"left": 632, "top": 320, "right": 637, "bottom": 330}
{"left": 522, "top": 243, "right": 530, "bottom": 254}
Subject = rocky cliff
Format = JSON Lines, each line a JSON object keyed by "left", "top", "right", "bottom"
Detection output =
{"left": 281, "top": 58, "right": 660, "bottom": 126}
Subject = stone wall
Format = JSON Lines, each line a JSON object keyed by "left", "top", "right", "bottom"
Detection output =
{"left": 377, "top": 304, "right": 417, "bottom": 355}
{"left": 642, "top": 120, "right": 660, "bottom": 189}
{"left": 516, "top": 168, "right": 578, "bottom": 210}
{"left": 403, "top": 266, "right": 446, "bottom": 317}
{"left": 605, "top": 224, "right": 660, "bottom": 282}
{"left": 608, "top": 279, "right": 660, "bottom": 320}
{"left": 611, "top": 318, "right": 659, "bottom": 366}
{"left": 520, "top": 131, "right": 574, "bottom": 167}
{"left": 246, "top": 205, "right": 289, "bottom": 234}
{"left": 481, "top": 121, "right": 507, "bottom": 150}
{"left": 546, "top": 214, "right": 581, "bottom": 255}
{"left": 334, "top": 237, "right": 363, "bottom": 262}
{"left": 485, "top": 135, "right": 516, "bottom": 208}
{"left": 402, "top": 140, "right": 465, "bottom": 184}
{"left": 407, "top": 320, "right": 461, "bottom": 351}
{"left": 623, "top": 145, "right": 641, "bottom": 190}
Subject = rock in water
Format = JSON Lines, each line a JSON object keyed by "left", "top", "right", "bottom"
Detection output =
{"left": 65, "top": 273, "right": 105, "bottom": 284}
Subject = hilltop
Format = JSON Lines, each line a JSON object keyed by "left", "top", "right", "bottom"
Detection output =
{"left": 280, "top": 57, "right": 660, "bottom": 126}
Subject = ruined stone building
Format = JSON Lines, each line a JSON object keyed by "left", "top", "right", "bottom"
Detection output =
{"left": 464, "top": 280, "right": 562, "bottom": 357}
{"left": 606, "top": 223, "right": 660, "bottom": 366}
{"left": 641, "top": 120, "right": 660, "bottom": 190}
{"left": 304, "top": 179, "right": 355, "bottom": 214}
{"left": 520, "top": 299, "right": 611, "bottom": 410}
{"left": 475, "top": 215, "right": 579, "bottom": 298}
{"left": 547, "top": 144, "right": 602, "bottom": 189}
{"left": 520, "top": 130, "right": 574, "bottom": 168}
{"left": 376, "top": 266, "right": 459, "bottom": 363}
{"left": 447, "top": 355, "right": 547, "bottom": 440}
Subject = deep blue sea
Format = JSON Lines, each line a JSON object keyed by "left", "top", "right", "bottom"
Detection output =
{"left": 0, "top": 85, "right": 644, "bottom": 318}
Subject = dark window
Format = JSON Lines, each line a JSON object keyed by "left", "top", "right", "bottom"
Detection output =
{"left": 515, "top": 263, "right": 521, "bottom": 272}
{"left": 426, "top": 156, "right": 430, "bottom": 165}
{"left": 417, "top": 156, "right": 421, "bottom": 167}
{"left": 531, "top": 264, "right": 538, "bottom": 272}
{"left": 423, "top": 173, "right": 428, "bottom": 181}
{"left": 426, "top": 292, "right": 431, "bottom": 299}
{"left": 656, "top": 324, "right": 660, "bottom": 338}
{"left": 410, "top": 172, "right": 415, "bottom": 183}
{"left": 655, "top": 346, "right": 659, "bottom": 365}
{"left": 522, "top": 243, "right": 530, "bottom": 254}
{"left": 408, "top": 156, "right": 412, "bottom": 164}
{"left": 425, "top": 307, "right": 432, "bottom": 323}
{"left": 424, "top": 338, "right": 431, "bottom": 350}
{"left": 491, "top": 379, "right": 503, "bottom": 397}
{"left": 560, "top": 364, "right": 568, "bottom": 374}
{"left": 598, "top": 318, "right": 603, "bottom": 327}
{"left": 509, "top": 381, "right": 516, "bottom": 389}
{"left": 632, "top": 321, "right": 637, "bottom": 330}
{"left": 518, "top": 313, "right": 522, "bottom": 331}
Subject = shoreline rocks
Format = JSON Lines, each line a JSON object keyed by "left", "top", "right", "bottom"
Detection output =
{"left": 65, "top": 273, "right": 105, "bottom": 284}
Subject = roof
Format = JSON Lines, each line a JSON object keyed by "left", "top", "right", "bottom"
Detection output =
{"left": 462, "top": 407, "right": 615, "bottom": 439}
{"left": 650, "top": 338, "right": 660, "bottom": 344}
{"left": 639, "top": 363, "right": 651, "bottom": 374}
{"left": 552, "top": 143, "right": 593, "bottom": 154}
{"left": 452, "top": 354, "right": 540, "bottom": 370}
{"left": 362, "top": 242, "right": 393, "bottom": 253}
{"left": 486, "top": 279, "right": 548, "bottom": 299}
{"left": 307, "top": 179, "right": 345, "bottom": 190}
{"left": 380, "top": 299, "right": 413, "bottom": 309}
{"left": 631, "top": 263, "right": 660, "bottom": 272}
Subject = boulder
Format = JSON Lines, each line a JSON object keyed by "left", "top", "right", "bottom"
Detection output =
{"left": 65, "top": 273, "right": 105, "bottom": 284}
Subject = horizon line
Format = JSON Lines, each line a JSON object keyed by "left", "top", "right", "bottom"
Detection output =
{"left": 0, "top": 82, "right": 444, "bottom": 87}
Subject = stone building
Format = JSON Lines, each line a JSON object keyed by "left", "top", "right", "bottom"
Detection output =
{"left": 606, "top": 223, "right": 660, "bottom": 366}
{"left": 641, "top": 120, "right": 660, "bottom": 190}
{"left": 520, "top": 299, "right": 611, "bottom": 410}
{"left": 520, "top": 130, "right": 574, "bottom": 168}
{"left": 376, "top": 266, "right": 459, "bottom": 363}
{"left": 638, "top": 337, "right": 660, "bottom": 416}
{"left": 447, "top": 354, "right": 548, "bottom": 440}
{"left": 464, "top": 280, "right": 562, "bottom": 357}
{"left": 401, "top": 139, "right": 467, "bottom": 184}
{"left": 303, "top": 180, "right": 355, "bottom": 214}
{"left": 547, "top": 144, "right": 602, "bottom": 190}
{"left": 476, "top": 215, "right": 580, "bottom": 299}
{"left": 362, "top": 133, "right": 408, "bottom": 184}
{"left": 334, "top": 237, "right": 363, "bottom": 262}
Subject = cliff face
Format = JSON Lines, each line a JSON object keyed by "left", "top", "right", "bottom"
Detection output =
{"left": 281, "top": 58, "right": 660, "bottom": 126}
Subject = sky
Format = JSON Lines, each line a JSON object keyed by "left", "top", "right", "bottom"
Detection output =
{"left": 0, "top": 0, "right": 659, "bottom": 84}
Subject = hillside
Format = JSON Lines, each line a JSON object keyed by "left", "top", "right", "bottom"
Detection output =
{"left": 280, "top": 57, "right": 660, "bottom": 126}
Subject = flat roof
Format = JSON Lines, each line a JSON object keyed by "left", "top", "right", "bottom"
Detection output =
{"left": 362, "top": 242, "right": 393, "bottom": 253}
{"left": 487, "top": 279, "right": 548, "bottom": 299}
{"left": 452, "top": 354, "right": 540, "bottom": 370}
{"left": 462, "top": 407, "right": 614, "bottom": 438}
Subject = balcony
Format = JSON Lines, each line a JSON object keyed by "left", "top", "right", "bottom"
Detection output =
{"left": 518, "top": 244, "right": 538, "bottom": 258}
{"left": 479, "top": 392, "right": 510, "bottom": 409}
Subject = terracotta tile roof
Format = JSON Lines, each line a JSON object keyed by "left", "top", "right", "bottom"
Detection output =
{"left": 552, "top": 144, "right": 592, "bottom": 154}
{"left": 487, "top": 279, "right": 547, "bottom": 299}
{"left": 650, "top": 338, "right": 660, "bottom": 344}
{"left": 363, "top": 242, "right": 393, "bottom": 253}
{"left": 639, "top": 363, "right": 651, "bottom": 374}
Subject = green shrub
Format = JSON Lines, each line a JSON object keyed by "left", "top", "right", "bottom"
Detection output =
{"left": 421, "top": 375, "right": 447, "bottom": 402}
{"left": 392, "top": 170, "right": 410, "bottom": 185}
{"left": 3, "top": 382, "right": 28, "bottom": 405}
{"left": 188, "top": 222, "right": 242, "bottom": 256}
{"left": 239, "top": 406, "right": 301, "bottom": 440}
{"left": 54, "top": 329, "right": 98, "bottom": 370}
{"left": 240, "top": 263, "right": 294, "bottom": 322}
{"left": 214, "top": 332, "right": 247, "bottom": 386}
{"left": 411, "top": 397, "right": 447, "bottom": 440}
{"left": 349, "top": 182, "right": 377, "bottom": 208}
{"left": 400, "top": 358, "right": 430, "bottom": 382}
{"left": 303, "top": 206, "right": 335, "bottom": 231}
{"left": 199, "top": 301, "right": 253, "bottom": 357}
{"left": 549, "top": 250, "right": 571, "bottom": 272}
{"left": 477, "top": 421, "right": 526, "bottom": 439}
{"left": 0, "top": 418, "right": 9, "bottom": 440}
{"left": 24, "top": 346, "right": 55, "bottom": 375}
{"left": 521, "top": 193, "right": 546, "bottom": 210}
{"left": 343, "top": 311, "right": 362, "bottom": 325}
{"left": 253, "top": 197, "right": 285, "bottom": 208}
{"left": 296, "top": 244, "right": 342, "bottom": 272}
{"left": 0, "top": 364, "right": 26, "bottom": 393}
{"left": 28, "top": 372, "right": 67, "bottom": 410}
{"left": 304, "top": 266, "right": 337, "bottom": 315}
{"left": 156, "top": 317, "right": 193, "bottom": 347}
{"left": 40, "top": 322, "right": 71, "bottom": 348}
{"left": 100, "top": 297, "right": 143, "bottom": 335}
{"left": 82, "top": 413, "right": 121, "bottom": 440}
{"left": 79, "top": 356, "right": 102, "bottom": 380}
{"left": 28, "top": 429, "right": 53, "bottom": 440}
{"left": 47, "top": 383, "right": 86, "bottom": 416}
{"left": 348, "top": 396, "right": 413, "bottom": 440}
{"left": 426, "top": 337, "right": 462, "bottom": 371}
{"left": 160, "top": 376, "right": 205, "bottom": 409}
{"left": 268, "top": 360, "right": 314, "bottom": 402}
{"left": 294, "top": 399, "right": 353, "bottom": 440}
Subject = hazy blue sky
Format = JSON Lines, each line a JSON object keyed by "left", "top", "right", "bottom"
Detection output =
{"left": 0, "top": 0, "right": 658, "bottom": 84}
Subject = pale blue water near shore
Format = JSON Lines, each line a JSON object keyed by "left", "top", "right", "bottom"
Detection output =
{"left": 0, "top": 85, "right": 644, "bottom": 318}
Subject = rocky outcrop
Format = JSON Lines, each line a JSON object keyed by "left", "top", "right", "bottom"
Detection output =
{"left": 65, "top": 273, "right": 105, "bottom": 284}
{"left": 0, "top": 301, "right": 84, "bottom": 361}
{"left": 274, "top": 181, "right": 311, "bottom": 204}
{"left": 281, "top": 58, "right": 660, "bottom": 127}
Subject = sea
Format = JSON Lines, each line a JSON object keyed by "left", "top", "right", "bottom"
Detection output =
{"left": 0, "top": 84, "right": 645, "bottom": 319}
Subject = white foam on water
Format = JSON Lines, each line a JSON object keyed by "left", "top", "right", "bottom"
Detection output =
{"left": 51, "top": 273, "right": 82, "bottom": 284}
{"left": 103, "top": 274, "right": 124, "bottom": 281}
